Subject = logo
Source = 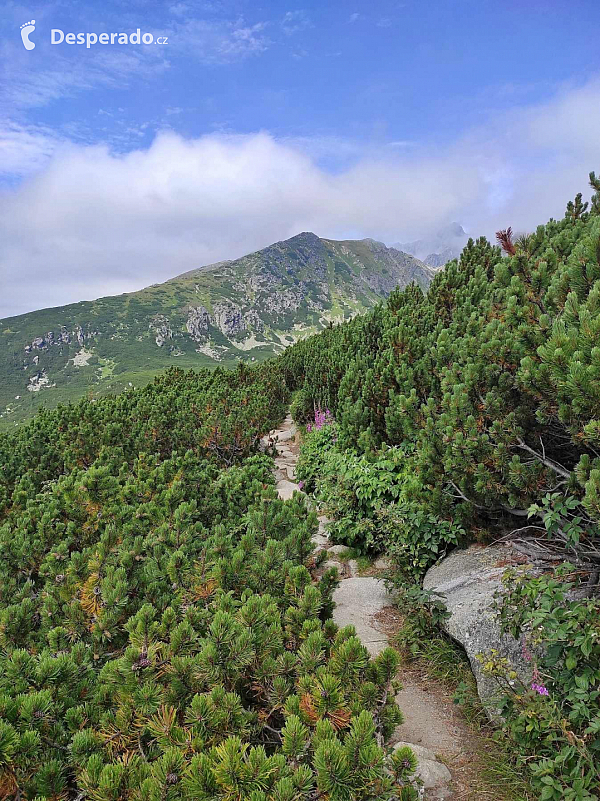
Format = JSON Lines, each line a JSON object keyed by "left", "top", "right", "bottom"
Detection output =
{"left": 20, "top": 19, "right": 36, "bottom": 50}
{"left": 18, "top": 20, "right": 168, "bottom": 51}
{"left": 50, "top": 29, "right": 166, "bottom": 48}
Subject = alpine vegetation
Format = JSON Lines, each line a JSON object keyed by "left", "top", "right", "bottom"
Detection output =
{"left": 1, "top": 174, "right": 600, "bottom": 798}
{"left": 0, "top": 365, "right": 413, "bottom": 799}
{"left": 282, "top": 174, "right": 600, "bottom": 799}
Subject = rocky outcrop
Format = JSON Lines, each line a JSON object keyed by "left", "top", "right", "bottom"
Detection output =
{"left": 261, "top": 288, "right": 305, "bottom": 315}
{"left": 24, "top": 325, "right": 93, "bottom": 352}
{"left": 150, "top": 315, "right": 173, "bottom": 347}
{"left": 423, "top": 544, "right": 533, "bottom": 717}
{"left": 185, "top": 306, "right": 211, "bottom": 342}
{"left": 27, "top": 370, "right": 55, "bottom": 392}
{"left": 242, "top": 309, "right": 265, "bottom": 333}
{"left": 213, "top": 301, "right": 246, "bottom": 338}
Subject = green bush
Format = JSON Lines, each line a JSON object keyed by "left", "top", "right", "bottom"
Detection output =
{"left": 295, "top": 419, "right": 339, "bottom": 493}
{"left": 289, "top": 387, "right": 315, "bottom": 425}
{"left": 480, "top": 564, "right": 600, "bottom": 799}
{"left": 315, "top": 446, "right": 406, "bottom": 552}
{"left": 298, "top": 434, "right": 464, "bottom": 573}
{"left": 0, "top": 365, "right": 419, "bottom": 798}
{"left": 376, "top": 501, "right": 464, "bottom": 578}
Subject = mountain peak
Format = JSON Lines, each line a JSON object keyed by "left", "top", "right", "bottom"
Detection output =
{"left": 0, "top": 232, "right": 432, "bottom": 427}
{"left": 286, "top": 231, "right": 321, "bottom": 243}
{"left": 393, "top": 222, "right": 468, "bottom": 268}
{"left": 447, "top": 222, "right": 466, "bottom": 237}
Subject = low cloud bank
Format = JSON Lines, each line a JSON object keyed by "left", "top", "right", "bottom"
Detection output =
{"left": 1, "top": 78, "right": 599, "bottom": 318}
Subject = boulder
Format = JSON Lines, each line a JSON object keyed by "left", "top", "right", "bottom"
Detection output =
{"left": 423, "top": 544, "right": 532, "bottom": 718}
{"left": 393, "top": 742, "right": 452, "bottom": 798}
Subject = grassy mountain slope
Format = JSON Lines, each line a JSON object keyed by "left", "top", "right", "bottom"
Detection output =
{"left": 0, "top": 231, "right": 432, "bottom": 427}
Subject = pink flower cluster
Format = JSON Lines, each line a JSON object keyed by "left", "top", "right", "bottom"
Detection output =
{"left": 530, "top": 665, "right": 549, "bottom": 696}
{"left": 306, "top": 408, "right": 333, "bottom": 433}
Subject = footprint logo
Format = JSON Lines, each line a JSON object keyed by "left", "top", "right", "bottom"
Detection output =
{"left": 20, "top": 20, "right": 36, "bottom": 51}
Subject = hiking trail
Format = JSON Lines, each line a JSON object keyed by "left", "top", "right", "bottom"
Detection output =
{"left": 264, "top": 414, "right": 501, "bottom": 800}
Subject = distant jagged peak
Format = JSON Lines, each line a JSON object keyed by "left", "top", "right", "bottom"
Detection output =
{"left": 392, "top": 221, "right": 468, "bottom": 267}
{"left": 443, "top": 221, "right": 467, "bottom": 238}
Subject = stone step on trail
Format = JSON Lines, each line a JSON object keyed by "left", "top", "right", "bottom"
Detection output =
{"left": 312, "top": 533, "right": 330, "bottom": 549}
{"left": 331, "top": 576, "right": 392, "bottom": 657}
{"left": 276, "top": 479, "right": 300, "bottom": 501}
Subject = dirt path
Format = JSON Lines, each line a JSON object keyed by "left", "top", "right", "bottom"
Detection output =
{"left": 265, "top": 414, "right": 501, "bottom": 800}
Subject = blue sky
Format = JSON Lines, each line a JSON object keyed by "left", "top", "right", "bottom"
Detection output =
{"left": 1, "top": 0, "right": 600, "bottom": 316}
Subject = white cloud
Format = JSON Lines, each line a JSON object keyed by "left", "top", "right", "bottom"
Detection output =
{"left": 1, "top": 48, "right": 169, "bottom": 112}
{"left": 169, "top": 2, "right": 190, "bottom": 16}
{"left": 281, "top": 11, "right": 312, "bottom": 36}
{"left": 0, "top": 121, "right": 63, "bottom": 179}
{"left": 1, "top": 78, "right": 600, "bottom": 318}
{"left": 170, "top": 18, "right": 270, "bottom": 63}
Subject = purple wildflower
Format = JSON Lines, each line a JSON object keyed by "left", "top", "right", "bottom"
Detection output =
{"left": 313, "top": 408, "right": 334, "bottom": 430}
{"left": 521, "top": 638, "right": 532, "bottom": 662}
{"left": 531, "top": 682, "right": 549, "bottom": 696}
{"left": 298, "top": 480, "right": 304, "bottom": 489}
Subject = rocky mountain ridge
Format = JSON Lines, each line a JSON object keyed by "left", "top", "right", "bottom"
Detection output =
{"left": 0, "top": 232, "right": 433, "bottom": 426}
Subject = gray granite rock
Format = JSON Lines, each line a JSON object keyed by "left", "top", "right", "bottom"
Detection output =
{"left": 394, "top": 741, "right": 452, "bottom": 797}
{"left": 276, "top": 480, "right": 301, "bottom": 501}
{"left": 347, "top": 559, "right": 359, "bottom": 577}
{"left": 424, "top": 544, "right": 533, "bottom": 718}
{"left": 394, "top": 741, "right": 436, "bottom": 762}
{"left": 393, "top": 742, "right": 452, "bottom": 798}
{"left": 332, "top": 577, "right": 392, "bottom": 656}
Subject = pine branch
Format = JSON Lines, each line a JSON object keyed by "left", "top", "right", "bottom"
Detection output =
{"left": 515, "top": 438, "right": 572, "bottom": 479}
{"left": 496, "top": 227, "right": 516, "bottom": 256}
